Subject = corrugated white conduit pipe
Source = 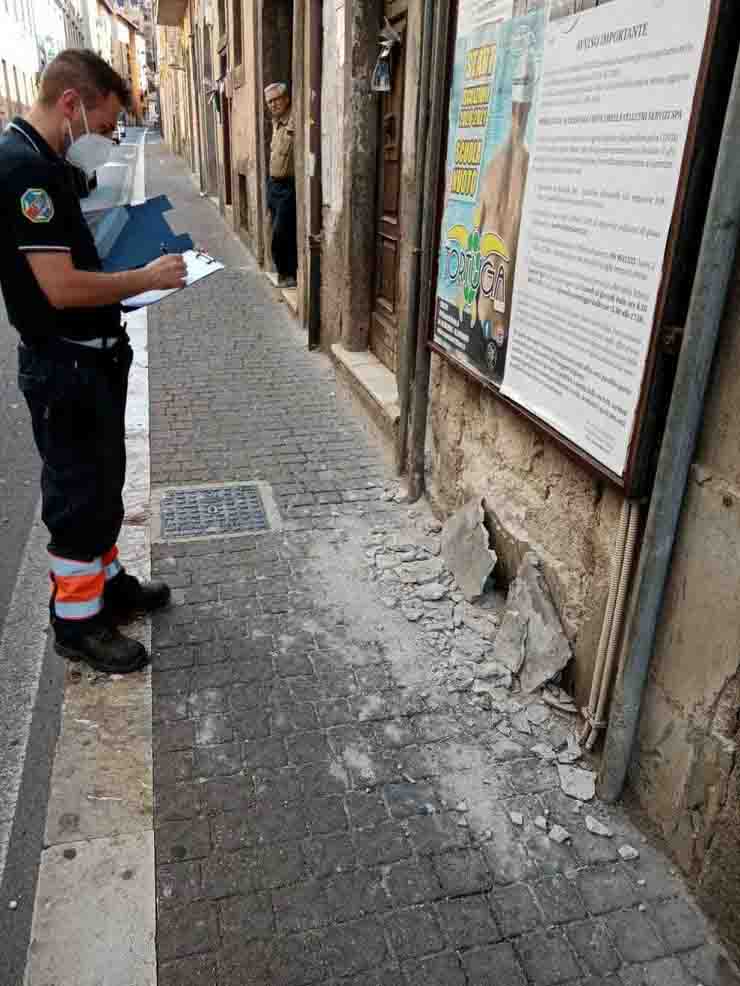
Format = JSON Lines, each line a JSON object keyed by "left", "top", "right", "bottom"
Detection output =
{"left": 580, "top": 499, "right": 640, "bottom": 750}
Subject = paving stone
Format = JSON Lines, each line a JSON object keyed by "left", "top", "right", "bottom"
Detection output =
{"left": 321, "top": 918, "right": 389, "bottom": 978}
{"left": 681, "top": 944, "right": 740, "bottom": 986}
{"left": 154, "top": 783, "right": 200, "bottom": 824}
{"left": 490, "top": 883, "right": 543, "bottom": 936}
{"left": 534, "top": 875, "right": 587, "bottom": 925}
{"left": 157, "top": 860, "right": 202, "bottom": 907}
{"left": 605, "top": 908, "right": 668, "bottom": 963}
{"left": 159, "top": 953, "right": 218, "bottom": 986}
{"left": 566, "top": 920, "right": 621, "bottom": 975}
{"left": 404, "top": 952, "right": 467, "bottom": 986}
{"left": 577, "top": 867, "right": 639, "bottom": 915}
{"left": 199, "top": 775, "right": 255, "bottom": 814}
{"left": 385, "top": 905, "right": 442, "bottom": 959}
{"left": 346, "top": 790, "right": 390, "bottom": 829}
{"left": 304, "top": 831, "right": 356, "bottom": 877}
{"left": 155, "top": 720, "right": 196, "bottom": 752}
{"left": 517, "top": 928, "right": 583, "bottom": 985}
{"left": 194, "top": 741, "right": 243, "bottom": 778}
{"left": 306, "top": 795, "right": 348, "bottom": 834}
{"left": 325, "top": 868, "right": 390, "bottom": 921}
{"left": 355, "top": 820, "right": 411, "bottom": 867}
{"left": 194, "top": 714, "right": 234, "bottom": 746}
{"left": 242, "top": 736, "right": 289, "bottom": 768}
{"left": 462, "top": 942, "right": 528, "bottom": 986}
{"left": 273, "top": 880, "right": 330, "bottom": 932}
{"left": 156, "top": 818, "right": 211, "bottom": 863}
{"left": 219, "top": 892, "right": 275, "bottom": 945}
{"left": 158, "top": 901, "right": 219, "bottom": 960}
{"left": 437, "top": 894, "right": 501, "bottom": 948}
{"left": 619, "top": 956, "right": 697, "bottom": 986}
{"left": 385, "top": 856, "right": 442, "bottom": 906}
{"left": 407, "top": 813, "right": 471, "bottom": 855}
{"left": 432, "top": 848, "right": 492, "bottom": 895}
{"left": 649, "top": 897, "right": 709, "bottom": 952}
{"left": 210, "top": 812, "right": 259, "bottom": 852}
{"left": 201, "top": 847, "right": 258, "bottom": 897}
{"left": 285, "top": 730, "right": 332, "bottom": 764}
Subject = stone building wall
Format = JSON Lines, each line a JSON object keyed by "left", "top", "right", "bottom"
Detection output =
{"left": 633, "top": 258, "right": 740, "bottom": 947}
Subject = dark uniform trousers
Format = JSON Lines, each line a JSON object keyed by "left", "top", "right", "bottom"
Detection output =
{"left": 267, "top": 176, "right": 298, "bottom": 279}
{"left": 18, "top": 336, "right": 132, "bottom": 564}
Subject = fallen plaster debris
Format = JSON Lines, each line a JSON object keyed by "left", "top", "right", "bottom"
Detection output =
{"left": 535, "top": 816, "right": 548, "bottom": 831}
{"left": 498, "top": 553, "right": 573, "bottom": 693}
{"left": 441, "top": 498, "right": 498, "bottom": 602}
{"left": 549, "top": 825, "right": 571, "bottom": 844}
{"left": 532, "top": 743, "right": 557, "bottom": 761}
{"left": 585, "top": 816, "right": 613, "bottom": 838}
{"left": 526, "top": 702, "right": 550, "bottom": 725}
{"left": 558, "top": 764, "right": 596, "bottom": 802}
{"left": 509, "top": 812, "right": 524, "bottom": 827}
{"left": 618, "top": 845, "right": 640, "bottom": 861}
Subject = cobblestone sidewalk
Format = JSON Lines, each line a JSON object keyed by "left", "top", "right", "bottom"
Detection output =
{"left": 146, "top": 142, "right": 737, "bottom": 986}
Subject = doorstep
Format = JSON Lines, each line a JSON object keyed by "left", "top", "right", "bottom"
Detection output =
{"left": 264, "top": 271, "right": 298, "bottom": 313}
{"left": 330, "top": 343, "right": 400, "bottom": 460}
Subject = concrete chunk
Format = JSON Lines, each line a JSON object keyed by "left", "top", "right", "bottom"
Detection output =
{"left": 441, "top": 498, "right": 498, "bottom": 602}
{"left": 496, "top": 553, "right": 572, "bottom": 692}
{"left": 585, "top": 816, "right": 613, "bottom": 838}
{"left": 558, "top": 764, "right": 596, "bottom": 801}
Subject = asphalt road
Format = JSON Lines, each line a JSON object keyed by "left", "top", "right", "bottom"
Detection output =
{"left": 0, "top": 129, "right": 145, "bottom": 985}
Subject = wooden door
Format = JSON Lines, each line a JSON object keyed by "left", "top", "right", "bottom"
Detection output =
{"left": 370, "top": 10, "right": 407, "bottom": 373}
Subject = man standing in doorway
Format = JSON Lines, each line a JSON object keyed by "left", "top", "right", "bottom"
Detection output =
{"left": 265, "top": 82, "right": 297, "bottom": 288}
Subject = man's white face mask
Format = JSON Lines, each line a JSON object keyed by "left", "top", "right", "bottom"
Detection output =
{"left": 65, "top": 102, "right": 113, "bottom": 177}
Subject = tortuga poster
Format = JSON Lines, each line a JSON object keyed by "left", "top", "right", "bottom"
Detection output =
{"left": 434, "top": 0, "right": 548, "bottom": 386}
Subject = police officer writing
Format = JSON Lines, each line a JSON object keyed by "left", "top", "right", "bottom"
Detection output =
{"left": 0, "top": 51, "right": 186, "bottom": 674}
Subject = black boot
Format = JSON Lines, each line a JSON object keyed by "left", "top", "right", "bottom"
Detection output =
{"left": 53, "top": 617, "right": 149, "bottom": 674}
{"left": 104, "top": 571, "right": 171, "bottom": 623}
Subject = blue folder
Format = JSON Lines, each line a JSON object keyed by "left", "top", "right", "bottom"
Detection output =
{"left": 101, "top": 195, "right": 194, "bottom": 272}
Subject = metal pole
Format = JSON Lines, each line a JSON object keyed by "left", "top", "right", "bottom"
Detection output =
{"left": 307, "top": 0, "right": 323, "bottom": 350}
{"left": 397, "top": 0, "right": 435, "bottom": 471}
{"left": 408, "top": 0, "right": 452, "bottom": 501}
{"left": 601, "top": 47, "right": 740, "bottom": 802}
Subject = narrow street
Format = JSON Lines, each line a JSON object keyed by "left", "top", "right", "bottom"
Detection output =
{"left": 0, "top": 132, "right": 736, "bottom": 986}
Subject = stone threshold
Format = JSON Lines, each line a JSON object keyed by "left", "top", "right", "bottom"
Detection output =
{"left": 264, "top": 271, "right": 298, "bottom": 313}
{"left": 331, "top": 343, "right": 400, "bottom": 456}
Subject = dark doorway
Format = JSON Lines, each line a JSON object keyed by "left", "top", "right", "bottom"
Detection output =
{"left": 260, "top": 0, "right": 294, "bottom": 271}
{"left": 370, "top": 7, "right": 407, "bottom": 372}
{"left": 222, "top": 95, "right": 233, "bottom": 206}
{"left": 202, "top": 25, "right": 218, "bottom": 196}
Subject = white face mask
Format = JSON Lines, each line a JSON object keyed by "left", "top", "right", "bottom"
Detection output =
{"left": 65, "top": 102, "right": 113, "bottom": 176}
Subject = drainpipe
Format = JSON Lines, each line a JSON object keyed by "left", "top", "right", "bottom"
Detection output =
{"left": 601, "top": 49, "right": 740, "bottom": 802}
{"left": 397, "top": 0, "right": 435, "bottom": 470}
{"left": 408, "top": 0, "right": 452, "bottom": 501}
{"left": 307, "top": 0, "right": 323, "bottom": 350}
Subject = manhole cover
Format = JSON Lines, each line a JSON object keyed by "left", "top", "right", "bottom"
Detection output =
{"left": 159, "top": 483, "right": 273, "bottom": 539}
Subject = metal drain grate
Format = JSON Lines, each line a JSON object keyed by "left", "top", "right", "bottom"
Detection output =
{"left": 159, "top": 483, "right": 272, "bottom": 539}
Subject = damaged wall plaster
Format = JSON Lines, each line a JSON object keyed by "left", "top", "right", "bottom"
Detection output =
{"left": 426, "top": 353, "right": 622, "bottom": 707}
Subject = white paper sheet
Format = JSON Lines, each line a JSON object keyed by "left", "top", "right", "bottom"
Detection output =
{"left": 122, "top": 249, "right": 225, "bottom": 309}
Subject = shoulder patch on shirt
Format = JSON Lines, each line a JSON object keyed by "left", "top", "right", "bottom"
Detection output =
{"left": 20, "top": 188, "right": 55, "bottom": 224}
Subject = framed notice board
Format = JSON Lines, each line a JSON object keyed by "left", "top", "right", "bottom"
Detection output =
{"left": 428, "top": 0, "right": 722, "bottom": 494}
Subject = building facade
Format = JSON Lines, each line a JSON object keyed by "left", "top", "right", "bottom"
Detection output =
{"left": 155, "top": 0, "right": 740, "bottom": 951}
{"left": 0, "top": 0, "right": 42, "bottom": 128}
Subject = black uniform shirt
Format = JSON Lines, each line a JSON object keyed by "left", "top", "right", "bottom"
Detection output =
{"left": 0, "top": 118, "right": 121, "bottom": 342}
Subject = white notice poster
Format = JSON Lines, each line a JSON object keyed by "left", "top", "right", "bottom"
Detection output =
{"left": 501, "top": 0, "right": 712, "bottom": 477}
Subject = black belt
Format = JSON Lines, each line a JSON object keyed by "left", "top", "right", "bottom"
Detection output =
{"left": 20, "top": 333, "right": 128, "bottom": 366}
